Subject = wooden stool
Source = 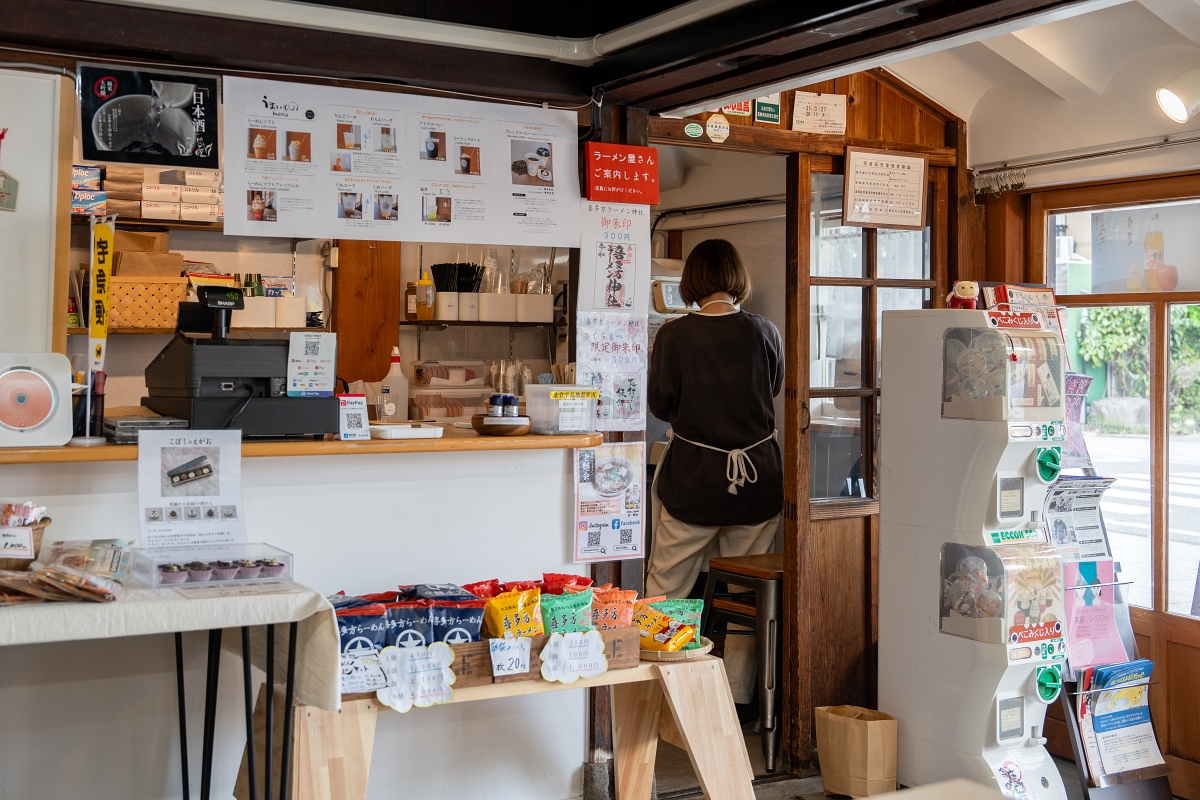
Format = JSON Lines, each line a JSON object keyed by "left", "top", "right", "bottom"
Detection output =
{"left": 700, "top": 553, "right": 784, "bottom": 773}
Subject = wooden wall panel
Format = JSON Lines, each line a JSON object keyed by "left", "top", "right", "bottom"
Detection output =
{"left": 332, "top": 240, "right": 401, "bottom": 384}
{"left": 1169, "top": 641, "right": 1200, "bottom": 761}
{"left": 878, "top": 85, "right": 920, "bottom": 147}
{"left": 984, "top": 191, "right": 1028, "bottom": 284}
{"left": 844, "top": 74, "right": 879, "bottom": 140}
{"left": 918, "top": 110, "right": 945, "bottom": 148}
{"left": 809, "top": 516, "right": 873, "bottom": 713}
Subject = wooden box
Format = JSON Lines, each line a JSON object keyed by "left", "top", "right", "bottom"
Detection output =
{"left": 109, "top": 276, "right": 188, "bottom": 328}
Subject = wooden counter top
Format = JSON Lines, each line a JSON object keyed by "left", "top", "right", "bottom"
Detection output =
{"left": 0, "top": 430, "right": 603, "bottom": 465}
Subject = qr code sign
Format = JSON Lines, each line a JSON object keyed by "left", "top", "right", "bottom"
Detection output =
{"left": 588, "top": 530, "right": 601, "bottom": 547}
{"left": 620, "top": 530, "right": 632, "bottom": 545}
{"left": 346, "top": 413, "right": 363, "bottom": 429}
{"left": 304, "top": 340, "right": 320, "bottom": 356}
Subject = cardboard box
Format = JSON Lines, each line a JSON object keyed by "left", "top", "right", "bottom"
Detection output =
{"left": 115, "top": 230, "right": 170, "bottom": 254}
{"left": 103, "top": 165, "right": 145, "bottom": 183}
{"left": 180, "top": 186, "right": 220, "bottom": 205}
{"left": 159, "top": 169, "right": 222, "bottom": 187}
{"left": 181, "top": 203, "right": 219, "bottom": 222}
{"left": 113, "top": 251, "right": 184, "bottom": 278}
{"left": 815, "top": 706, "right": 897, "bottom": 797}
{"left": 107, "top": 199, "right": 142, "bottom": 219}
{"left": 141, "top": 201, "right": 181, "bottom": 220}
{"left": 141, "top": 184, "right": 182, "bottom": 202}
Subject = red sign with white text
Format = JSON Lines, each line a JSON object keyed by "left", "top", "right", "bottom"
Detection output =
{"left": 986, "top": 310, "right": 1046, "bottom": 330}
{"left": 585, "top": 142, "right": 659, "bottom": 204}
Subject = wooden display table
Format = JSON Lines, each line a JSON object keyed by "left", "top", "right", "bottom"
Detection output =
{"left": 286, "top": 651, "right": 754, "bottom": 800}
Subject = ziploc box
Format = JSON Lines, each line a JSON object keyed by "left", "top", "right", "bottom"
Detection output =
{"left": 71, "top": 189, "right": 106, "bottom": 215}
{"left": 71, "top": 165, "right": 102, "bottom": 190}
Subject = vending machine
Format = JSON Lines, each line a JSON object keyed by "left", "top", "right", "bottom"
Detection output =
{"left": 879, "top": 308, "right": 1070, "bottom": 800}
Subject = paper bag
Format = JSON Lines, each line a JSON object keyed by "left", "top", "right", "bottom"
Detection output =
{"left": 815, "top": 705, "right": 897, "bottom": 797}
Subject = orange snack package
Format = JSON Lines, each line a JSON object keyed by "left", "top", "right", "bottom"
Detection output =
{"left": 482, "top": 588, "right": 544, "bottom": 638}
{"left": 591, "top": 586, "right": 638, "bottom": 629}
{"left": 631, "top": 601, "right": 695, "bottom": 652}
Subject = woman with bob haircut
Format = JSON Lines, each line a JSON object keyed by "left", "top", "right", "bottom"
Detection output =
{"left": 646, "top": 238, "right": 783, "bottom": 717}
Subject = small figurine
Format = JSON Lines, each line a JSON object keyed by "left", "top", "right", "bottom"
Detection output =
{"left": 947, "top": 280, "right": 979, "bottom": 310}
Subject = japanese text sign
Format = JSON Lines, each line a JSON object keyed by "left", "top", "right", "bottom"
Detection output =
{"left": 89, "top": 215, "right": 115, "bottom": 371}
{"left": 585, "top": 142, "right": 659, "bottom": 205}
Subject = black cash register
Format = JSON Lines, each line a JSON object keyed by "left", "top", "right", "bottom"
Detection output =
{"left": 141, "top": 286, "right": 339, "bottom": 438}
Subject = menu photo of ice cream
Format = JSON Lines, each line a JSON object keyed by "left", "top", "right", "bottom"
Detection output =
{"left": 283, "top": 132, "right": 311, "bottom": 163}
{"left": 248, "top": 128, "right": 277, "bottom": 161}
{"left": 247, "top": 190, "right": 277, "bottom": 222}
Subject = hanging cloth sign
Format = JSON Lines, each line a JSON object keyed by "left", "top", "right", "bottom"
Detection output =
{"left": 89, "top": 215, "right": 116, "bottom": 371}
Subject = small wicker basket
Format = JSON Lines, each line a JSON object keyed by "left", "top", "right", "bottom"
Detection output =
{"left": 0, "top": 518, "right": 50, "bottom": 571}
{"left": 110, "top": 276, "right": 188, "bottom": 329}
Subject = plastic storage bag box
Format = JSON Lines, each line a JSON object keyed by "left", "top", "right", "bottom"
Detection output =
{"left": 815, "top": 705, "right": 897, "bottom": 797}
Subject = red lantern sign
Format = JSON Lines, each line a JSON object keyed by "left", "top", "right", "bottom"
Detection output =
{"left": 585, "top": 142, "right": 659, "bottom": 204}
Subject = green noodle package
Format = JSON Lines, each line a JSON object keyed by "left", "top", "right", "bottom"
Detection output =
{"left": 650, "top": 598, "right": 704, "bottom": 650}
{"left": 541, "top": 587, "right": 594, "bottom": 634}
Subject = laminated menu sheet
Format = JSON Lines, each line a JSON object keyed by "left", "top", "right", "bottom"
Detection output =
{"left": 222, "top": 76, "right": 580, "bottom": 246}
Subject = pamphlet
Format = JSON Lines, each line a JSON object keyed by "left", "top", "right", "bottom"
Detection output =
{"left": 574, "top": 442, "right": 645, "bottom": 562}
{"left": 1080, "top": 660, "right": 1167, "bottom": 784}
{"left": 575, "top": 312, "right": 648, "bottom": 432}
{"left": 1064, "top": 559, "right": 1129, "bottom": 673}
{"left": 137, "top": 429, "right": 247, "bottom": 548}
{"left": 1043, "top": 476, "right": 1114, "bottom": 560}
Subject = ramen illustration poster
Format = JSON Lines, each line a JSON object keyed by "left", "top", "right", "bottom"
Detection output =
{"left": 137, "top": 429, "right": 246, "bottom": 548}
{"left": 78, "top": 64, "right": 220, "bottom": 168}
{"left": 576, "top": 312, "right": 647, "bottom": 432}
{"left": 574, "top": 442, "right": 644, "bottom": 563}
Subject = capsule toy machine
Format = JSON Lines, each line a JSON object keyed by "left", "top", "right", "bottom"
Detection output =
{"left": 879, "top": 308, "right": 1069, "bottom": 800}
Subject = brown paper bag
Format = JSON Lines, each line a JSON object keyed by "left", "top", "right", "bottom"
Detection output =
{"left": 815, "top": 705, "right": 897, "bottom": 797}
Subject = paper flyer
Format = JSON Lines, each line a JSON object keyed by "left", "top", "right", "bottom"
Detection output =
{"left": 574, "top": 442, "right": 645, "bottom": 562}
{"left": 1064, "top": 559, "right": 1130, "bottom": 673}
{"left": 1043, "top": 476, "right": 1114, "bottom": 560}
{"left": 576, "top": 312, "right": 648, "bottom": 432}
{"left": 222, "top": 76, "right": 580, "bottom": 246}
{"left": 578, "top": 202, "right": 652, "bottom": 314}
{"left": 137, "top": 429, "right": 247, "bottom": 548}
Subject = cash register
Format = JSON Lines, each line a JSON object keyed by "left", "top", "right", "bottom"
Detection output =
{"left": 141, "top": 286, "right": 339, "bottom": 438}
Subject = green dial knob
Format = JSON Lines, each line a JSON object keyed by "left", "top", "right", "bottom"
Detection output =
{"left": 1036, "top": 665, "right": 1062, "bottom": 703}
{"left": 1036, "top": 447, "right": 1061, "bottom": 483}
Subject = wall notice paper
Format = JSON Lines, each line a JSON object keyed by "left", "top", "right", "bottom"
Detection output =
{"left": 843, "top": 147, "right": 928, "bottom": 230}
{"left": 574, "top": 442, "right": 645, "bottom": 562}
{"left": 576, "top": 312, "right": 648, "bottom": 431}
{"left": 791, "top": 91, "right": 846, "bottom": 134}
{"left": 137, "top": 429, "right": 247, "bottom": 548}
{"left": 287, "top": 331, "right": 336, "bottom": 396}
{"left": 222, "top": 76, "right": 580, "bottom": 246}
{"left": 376, "top": 642, "right": 456, "bottom": 712}
{"left": 755, "top": 94, "right": 781, "bottom": 125}
{"left": 578, "top": 202, "right": 652, "bottom": 314}
{"left": 1043, "top": 476, "right": 1114, "bottom": 560}
{"left": 1064, "top": 559, "right": 1130, "bottom": 673}
{"left": 539, "top": 630, "right": 608, "bottom": 683}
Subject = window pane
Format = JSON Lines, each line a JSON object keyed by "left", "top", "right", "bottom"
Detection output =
{"left": 877, "top": 288, "right": 928, "bottom": 384}
{"left": 1068, "top": 306, "right": 1152, "bottom": 608}
{"left": 1050, "top": 200, "right": 1200, "bottom": 295}
{"left": 811, "top": 286, "right": 862, "bottom": 389}
{"left": 877, "top": 228, "right": 930, "bottom": 279}
{"left": 810, "top": 396, "right": 866, "bottom": 499}
{"left": 811, "top": 173, "right": 863, "bottom": 277}
{"left": 1170, "top": 304, "right": 1200, "bottom": 615}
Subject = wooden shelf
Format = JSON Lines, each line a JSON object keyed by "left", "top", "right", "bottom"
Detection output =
{"left": 400, "top": 320, "right": 563, "bottom": 328}
{"left": 0, "top": 430, "right": 602, "bottom": 465}
{"left": 67, "top": 327, "right": 322, "bottom": 335}
{"left": 71, "top": 215, "right": 222, "bottom": 232}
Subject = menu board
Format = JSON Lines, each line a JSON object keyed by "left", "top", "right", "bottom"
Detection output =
{"left": 222, "top": 77, "right": 580, "bottom": 246}
{"left": 842, "top": 147, "right": 928, "bottom": 230}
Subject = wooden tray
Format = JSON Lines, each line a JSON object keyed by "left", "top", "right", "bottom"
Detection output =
{"left": 638, "top": 636, "right": 714, "bottom": 662}
{"left": 470, "top": 414, "right": 532, "bottom": 436}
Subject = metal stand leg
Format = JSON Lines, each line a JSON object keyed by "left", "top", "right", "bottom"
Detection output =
{"left": 175, "top": 632, "right": 191, "bottom": 800}
{"left": 265, "top": 624, "right": 274, "bottom": 800}
{"left": 754, "top": 578, "right": 782, "bottom": 773}
{"left": 199, "top": 629, "right": 223, "bottom": 800}
{"left": 278, "top": 621, "right": 298, "bottom": 800}
{"left": 241, "top": 627, "right": 258, "bottom": 800}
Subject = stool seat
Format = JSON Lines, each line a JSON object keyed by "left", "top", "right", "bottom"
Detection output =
{"left": 712, "top": 597, "right": 757, "bottom": 617}
{"left": 708, "top": 553, "right": 784, "bottom": 581}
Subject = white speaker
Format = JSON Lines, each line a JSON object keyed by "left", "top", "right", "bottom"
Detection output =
{"left": 0, "top": 353, "right": 74, "bottom": 447}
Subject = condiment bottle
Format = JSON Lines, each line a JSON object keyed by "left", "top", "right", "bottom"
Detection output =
{"left": 503, "top": 395, "right": 520, "bottom": 417}
{"left": 404, "top": 282, "right": 419, "bottom": 321}
{"left": 416, "top": 271, "right": 435, "bottom": 321}
{"left": 379, "top": 346, "right": 409, "bottom": 422}
{"left": 488, "top": 394, "right": 506, "bottom": 417}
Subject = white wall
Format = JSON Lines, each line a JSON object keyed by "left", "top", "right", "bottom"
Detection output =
{"left": 0, "top": 450, "right": 585, "bottom": 800}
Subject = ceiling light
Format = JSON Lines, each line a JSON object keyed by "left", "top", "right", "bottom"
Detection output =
{"left": 1157, "top": 68, "right": 1200, "bottom": 123}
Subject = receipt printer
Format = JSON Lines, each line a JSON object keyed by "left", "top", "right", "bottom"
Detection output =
{"left": 141, "top": 286, "right": 338, "bottom": 438}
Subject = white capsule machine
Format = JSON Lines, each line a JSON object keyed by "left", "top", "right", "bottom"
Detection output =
{"left": 879, "top": 309, "right": 1069, "bottom": 800}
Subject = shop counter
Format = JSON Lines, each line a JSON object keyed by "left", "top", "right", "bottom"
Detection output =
{"left": 0, "top": 431, "right": 603, "bottom": 465}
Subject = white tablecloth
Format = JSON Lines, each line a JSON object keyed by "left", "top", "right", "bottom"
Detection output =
{"left": 0, "top": 581, "right": 339, "bottom": 709}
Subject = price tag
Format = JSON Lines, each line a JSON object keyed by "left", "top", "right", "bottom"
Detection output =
{"left": 489, "top": 636, "right": 532, "bottom": 677}
{"left": 0, "top": 526, "right": 34, "bottom": 559}
{"left": 540, "top": 630, "right": 608, "bottom": 683}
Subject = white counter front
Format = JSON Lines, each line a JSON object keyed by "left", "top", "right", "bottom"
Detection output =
{"left": 0, "top": 446, "right": 588, "bottom": 800}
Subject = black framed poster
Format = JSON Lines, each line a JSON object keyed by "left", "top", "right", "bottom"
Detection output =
{"left": 78, "top": 64, "right": 220, "bottom": 168}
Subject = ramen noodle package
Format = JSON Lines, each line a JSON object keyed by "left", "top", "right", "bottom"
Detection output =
{"left": 432, "top": 598, "right": 487, "bottom": 643}
{"left": 463, "top": 578, "right": 502, "bottom": 599}
{"left": 542, "top": 573, "right": 593, "bottom": 595}
{"left": 650, "top": 598, "right": 704, "bottom": 649}
{"left": 483, "top": 588, "right": 544, "bottom": 638}
{"left": 501, "top": 579, "right": 542, "bottom": 593}
{"left": 401, "top": 583, "right": 478, "bottom": 601}
{"left": 542, "top": 587, "right": 594, "bottom": 634}
{"left": 360, "top": 591, "right": 402, "bottom": 604}
{"left": 328, "top": 592, "right": 373, "bottom": 610}
{"left": 336, "top": 604, "right": 389, "bottom": 693}
{"left": 384, "top": 600, "right": 434, "bottom": 647}
{"left": 31, "top": 539, "right": 132, "bottom": 602}
{"left": 588, "top": 586, "right": 638, "bottom": 629}
{"left": 632, "top": 601, "right": 695, "bottom": 652}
